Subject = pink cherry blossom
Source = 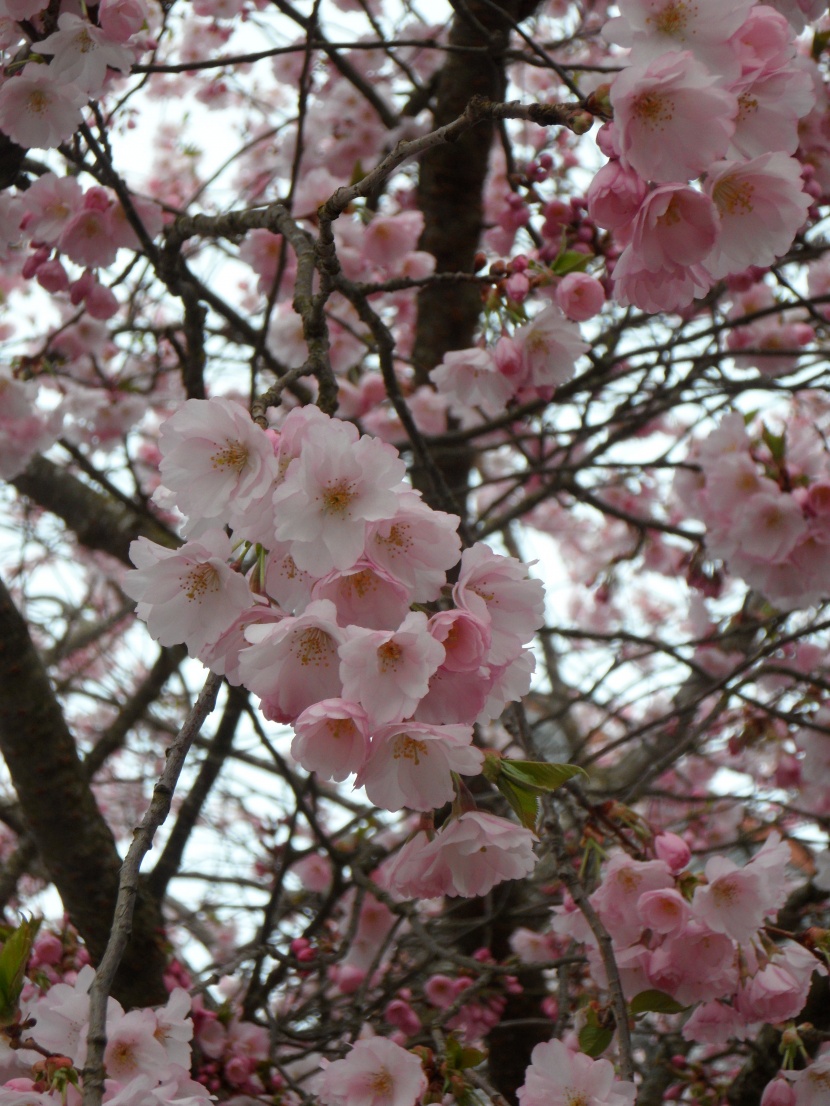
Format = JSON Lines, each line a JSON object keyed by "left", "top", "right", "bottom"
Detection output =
{"left": 611, "top": 51, "right": 738, "bottom": 183}
{"left": 124, "top": 531, "right": 255, "bottom": 656}
{"left": 272, "top": 420, "right": 407, "bottom": 576}
{"left": 98, "top": 0, "right": 149, "bottom": 42}
{"left": 430, "top": 347, "right": 513, "bottom": 415}
{"left": 291, "top": 698, "right": 370, "bottom": 782}
{"left": 590, "top": 854, "right": 673, "bottom": 947}
{"left": 513, "top": 305, "right": 588, "bottom": 389}
{"left": 629, "top": 185, "right": 719, "bottom": 270}
{"left": 692, "top": 855, "right": 767, "bottom": 943}
{"left": 637, "top": 888, "right": 691, "bottom": 933}
{"left": 239, "top": 599, "right": 346, "bottom": 722}
{"left": 427, "top": 609, "right": 490, "bottom": 672}
{"left": 37, "top": 14, "right": 133, "bottom": 95}
{"left": 317, "top": 1037, "right": 426, "bottom": 1106}
{"left": 419, "top": 811, "right": 537, "bottom": 898}
{"left": 586, "top": 160, "right": 649, "bottom": 231}
{"left": 361, "top": 211, "right": 424, "bottom": 268}
{"left": 729, "top": 65, "right": 814, "bottom": 160}
{"left": 0, "top": 371, "right": 63, "bottom": 480}
{"left": 367, "top": 493, "right": 461, "bottom": 603}
{"left": 312, "top": 561, "right": 413, "bottom": 630}
{"left": 787, "top": 1051, "right": 830, "bottom": 1106}
{"left": 453, "top": 544, "right": 545, "bottom": 665}
{"left": 604, "top": 0, "right": 752, "bottom": 74}
{"left": 0, "top": 67, "right": 86, "bottom": 150}
{"left": 612, "top": 247, "right": 712, "bottom": 314}
{"left": 518, "top": 1038, "right": 635, "bottom": 1106}
{"left": 704, "top": 153, "right": 811, "bottom": 279}
{"left": 555, "top": 272, "right": 606, "bottom": 321}
{"left": 339, "top": 610, "right": 446, "bottom": 725}
{"left": 104, "top": 1008, "right": 171, "bottom": 1081}
{"left": 60, "top": 207, "right": 120, "bottom": 268}
{"left": 731, "top": 491, "right": 808, "bottom": 562}
{"left": 157, "top": 397, "right": 280, "bottom": 535}
{"left": 356, "top": 722, "right": 482, "bottom": 811}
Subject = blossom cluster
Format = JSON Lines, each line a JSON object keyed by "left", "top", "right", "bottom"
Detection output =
{"left": 674, "top": 406, "right": 830, "bottom": 609}
{"left": 591, "top": 0, "right": 816, "bottom": 312}
{"left": 0, "top": 5, "right": 148, "bottom": 151}
{"left": 6, "top": 962, "right": 210, "bottom": 1106}
{"left": 550, "top": 832, "right": 826, "bottom": 1045}
{"left": 124, "top": 397, "right": 543, "bottom": 895}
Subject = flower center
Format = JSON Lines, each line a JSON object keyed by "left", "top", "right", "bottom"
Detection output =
{"left": 322, "top": 479, "right": 356, "bottom": 516}
{"left": 370, "top": 1067, "right": 394, "bottom": 1097}
{"left": 712, "top": 177, "right": 754, "bottom": 217}
{"left": 712, "top": 877, "right": 738, "bottom": 905}
{"left": 181, "top": 562, "right": 220, "bottom": 602}
{"left": 378, "top": 641, "right": 402, "bottom": 671}
{"left": 650, "top": 0, "right": 690, "bottom": 37}
{"left": 393, "top": 735, "right": 428, "bottom": 765}
{"left": 632, "top": 92, "right": 674, "bottom": 130}
{"left": 296, "top": 626, "right": 335, "bottom": 666}
{"left": 212, "top": 439, "right": 249, "bottom": 472}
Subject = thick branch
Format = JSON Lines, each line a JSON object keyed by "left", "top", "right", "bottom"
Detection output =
{"left": 11, "top": 456, "right": 179, "bottom": 566}
{"left": 0, "top": 575, "right": 168, "bottom": 1007}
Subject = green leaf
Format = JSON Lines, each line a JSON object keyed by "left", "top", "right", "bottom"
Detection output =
{"left": 813, "top": 29, "right": 830, "bottom": 58}
{"left": 457, "top": 1047, "right": 486, "bottom": 1070}
{"left": 629, "top": 989, "right": 688, "bottom": 1015}
{"left": 495, "top": 775, "right": 540, "bottom": 831}
{"left": 550, "top": 250, "right": 593, "bottom": 277}
{"left": 761, "top": 423, "right": 786, "bottom": 465}
{"left": 578, "top": 1023, "right": 613, "bottom": 1058}
{"left": 500, "top": 760, "right": 587, "bottom": 793}
{"left": 0, "top": 917, "right": 38, "bottom": 1026}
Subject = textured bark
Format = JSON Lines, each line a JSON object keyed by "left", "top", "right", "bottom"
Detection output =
{"left": 411, "top": 0, "right": 540, "bottom": 509}
{"left": 0, "top": 575, "right": 168, "bottom": 1008}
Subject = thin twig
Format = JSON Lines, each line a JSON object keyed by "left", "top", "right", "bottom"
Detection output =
{"left": 81, "top": 671, "right": 223, "bottom": 1106}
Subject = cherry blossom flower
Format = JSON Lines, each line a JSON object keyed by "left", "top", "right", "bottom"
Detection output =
{"left": 786, "top": 1050, "right": 830, "bottom": 1106}
{"left": 272, "top": 420, "right": 407, "bottom": 576}
{"left": 611, "top": 51, "right": 738, "bottom": 183}
{"left": 362, "top": 211, "right": 424, "bottom": 269}
{"left": 513, "top": 305, "right": 588, "bottom": 389}
{"left": 37, "top": 13, "right": 132, "bottom": 95}
{"left": 0, "top": 371, "right": 63, "bottom": 480}
{"left": 312, "top": 560, "right": 412, "bottom": 630}
{"left": 692, "top": 855, "right": 767, "bottom": 943}
{"left": 339, "top": 610, "right": 446, "bottom": 725}
{"left": 422, "top": 811, "right": 537, "bottom": 897}
{"left": 453, "top": 544, "right": 545, "bottom": 665}
{"left": 555, "top": 272, "right": 606, "bottom": 321}
{"left": 318, "top": 1038, "right": 426, "bottom": 1106}
{"left": 704, "top": 153, "right": 811, "bottom": 279}
{"left": 156, "top": 397, "right": 280, "bottom": 534}
{"left": 356, "top": 722, "right": 482, "bottom": 811}
{"left": 239, "top": 599, "right": 346, "bottom": 723}
{"left": 367, "top": 493, "right": 461, "bottom": 602}
{"left": 104, "top": 1008, "right": 170, "bottom": 1081}
{"left": 629, "top": 185, "right": 719, "bottom": 270}
{"left": 430, "top": 347, "right": 513, "bottom": 415}
{"left": 586, "top": 160, "right": 649, "bottom": 231}
{"left": 124, "top": 531, "right": 255, "bottom": 656}
{"left": 604, "top": 0, "right": 752, "bottom": 74}
{"left": 291, "top": 698, "right": 370, "bottom": 782}
{"left": 517, "top": 1038, "right": 636, "bottom": 1106}
{"left": 0, "top": 67, "right": 86, "bottom": 150}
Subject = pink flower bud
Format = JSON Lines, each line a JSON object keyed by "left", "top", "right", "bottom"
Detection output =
{"left": 654, "top": 832, "right": 691, "bottom": 872}
{"left": 760, "top": 1078, "right": 796, "bottom": 1106}
{"left": 555, "top": 272, "right": 605, "bottom": 321}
